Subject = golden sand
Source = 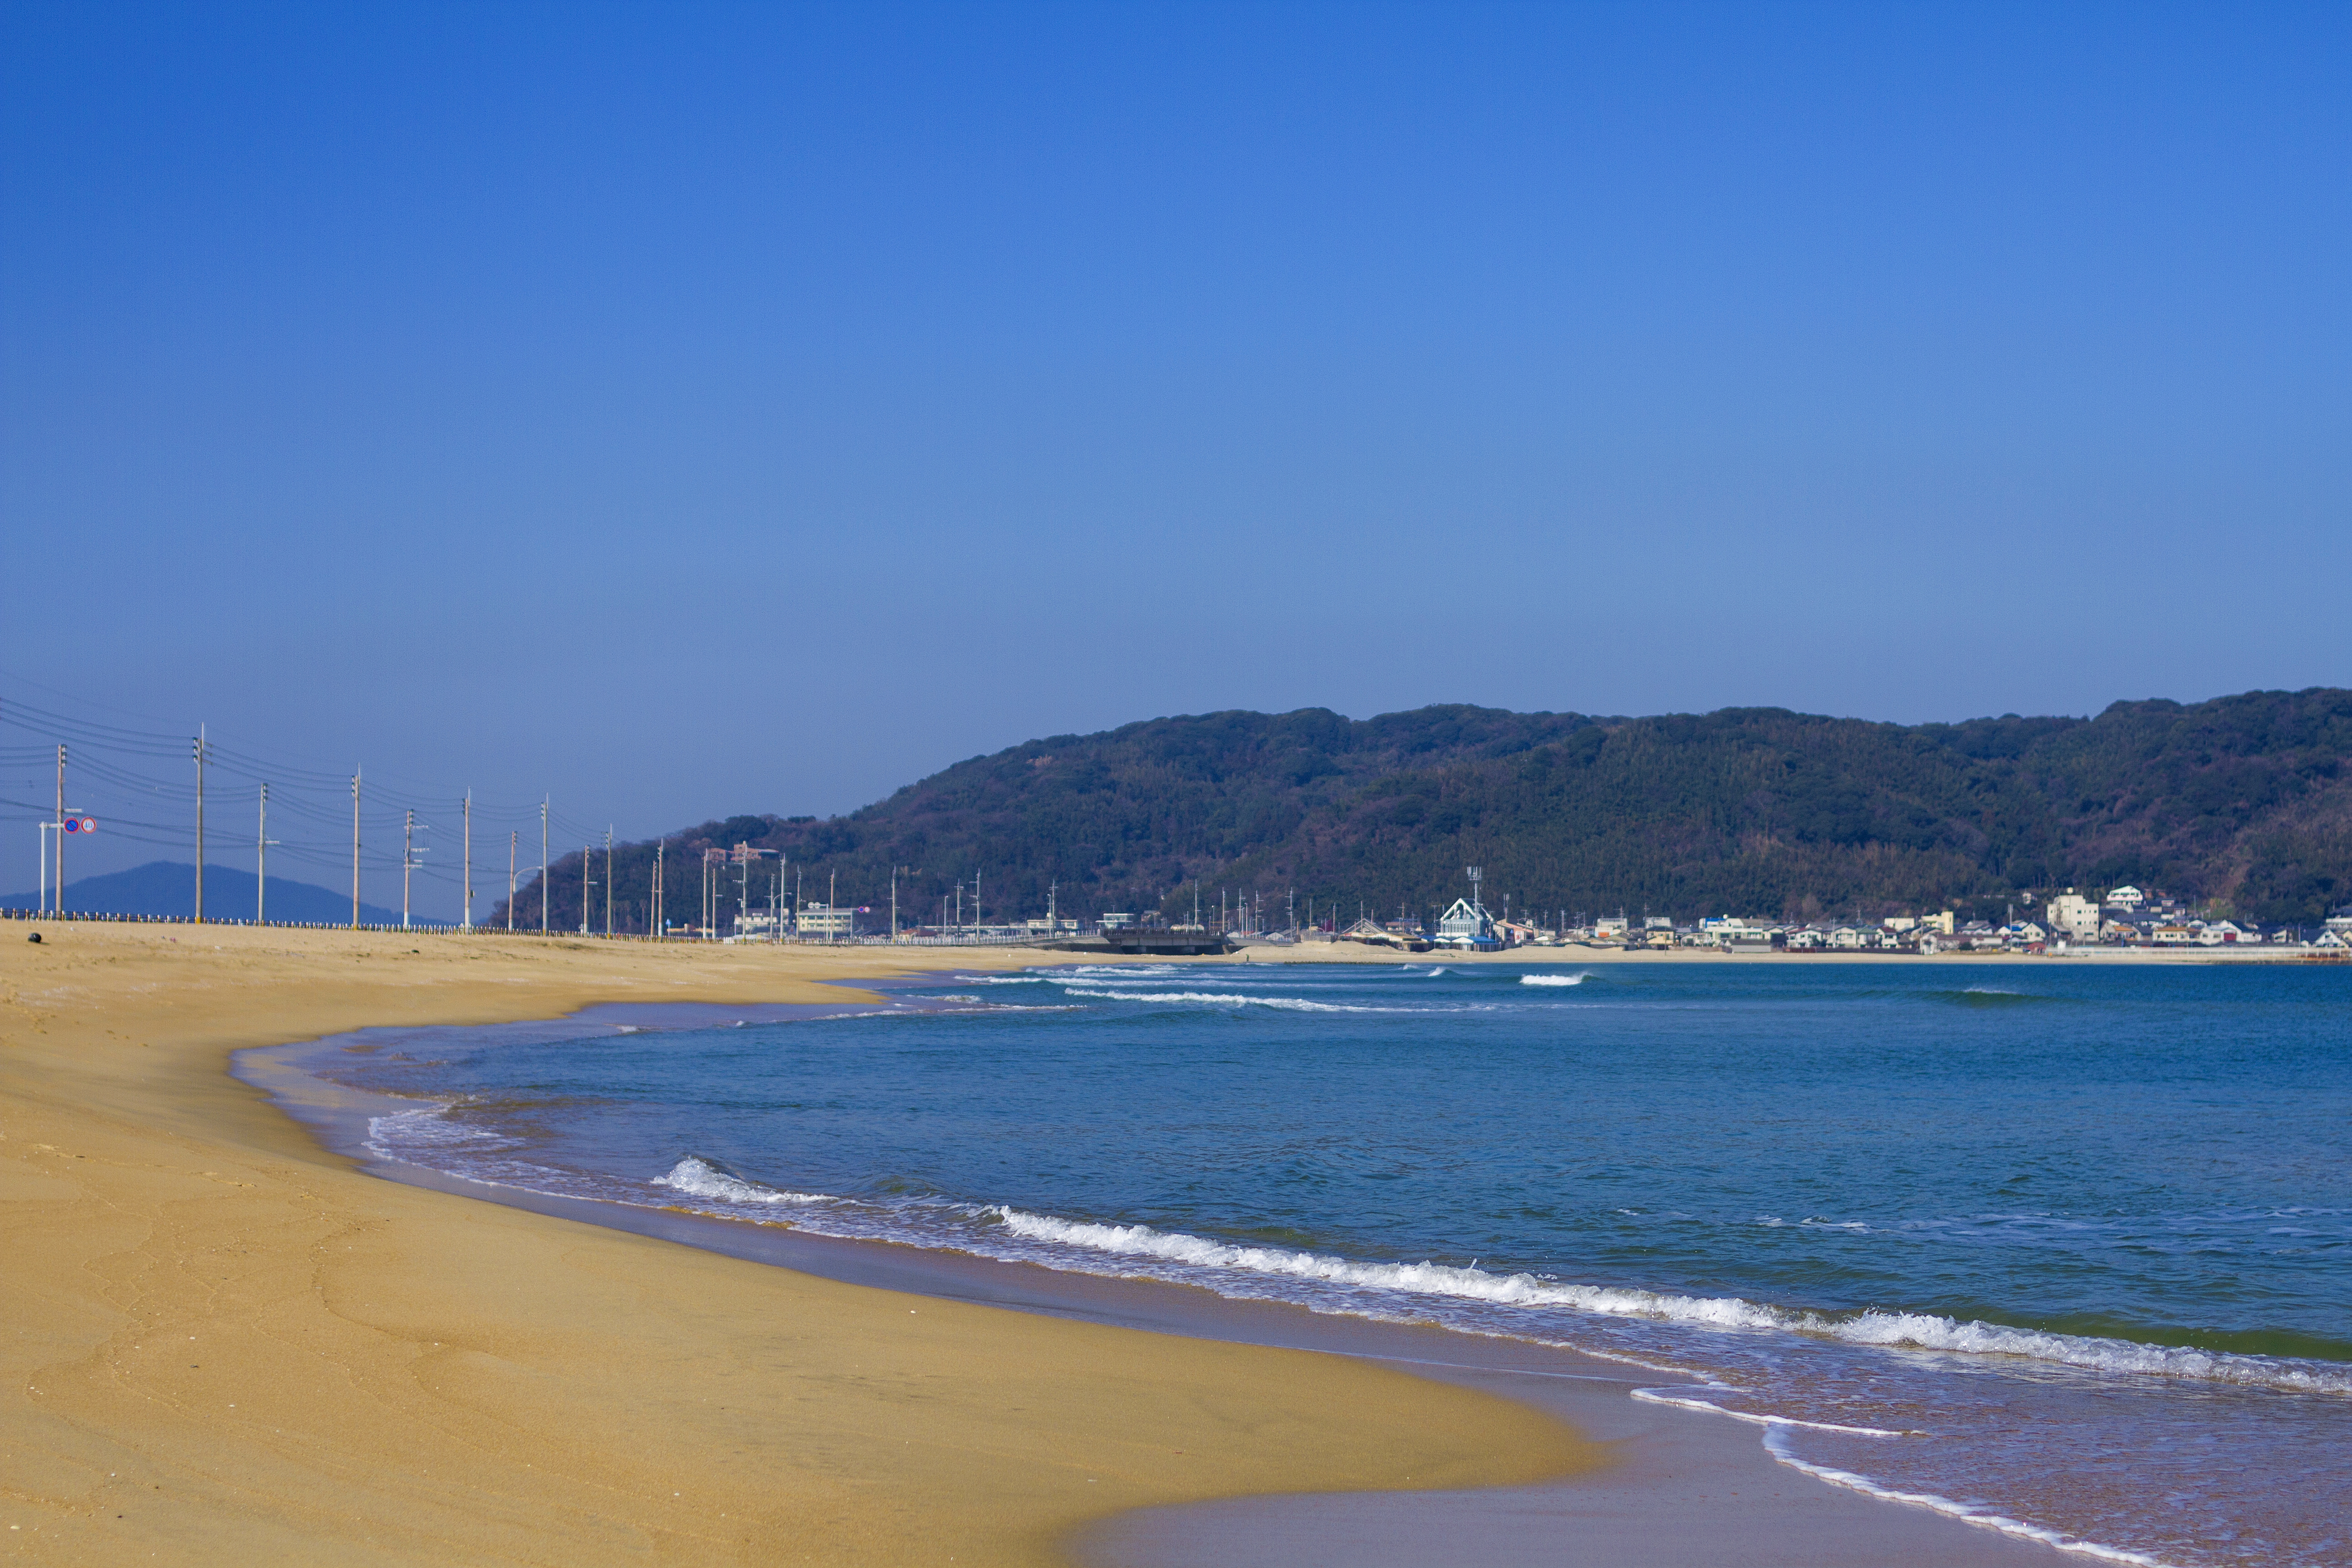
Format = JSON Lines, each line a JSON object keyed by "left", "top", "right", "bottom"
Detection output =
{"left": 0, "top": 922, "right": 1597, "bottom": 1565}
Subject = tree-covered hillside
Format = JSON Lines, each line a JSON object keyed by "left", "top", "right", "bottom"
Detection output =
{"left": 499, "top": 688, "right": 2352, "bottom": 934}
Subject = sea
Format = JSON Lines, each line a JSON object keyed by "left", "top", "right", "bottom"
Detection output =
{"left": 280, "top": 960, "right": 2350, "bottom": 1566}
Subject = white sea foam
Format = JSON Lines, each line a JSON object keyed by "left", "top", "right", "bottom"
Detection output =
{"left": 1058, "top": 987, "right": 1405, "bottom": 1013}
{"left": 1519, "top": 973, "right": 1591, "bottom": 987}
{"left": 1821, "top": 1311, "right": 2352, "bottom": 1392}
{"left": 364, "top": 1104, "right": 506, "bottom": 1160}
{"left": 1759, "top": 1426, "right": 2171, "bottom": 1565}
{"left": 983, "top": 1206, "right": 2352, "bottom": 1396}
{"left": 652, "top": 1156, "right": 831, "bottom": 1207}
{"left": 1629, "top": 1388, "right": 1906, "bottom": 1437}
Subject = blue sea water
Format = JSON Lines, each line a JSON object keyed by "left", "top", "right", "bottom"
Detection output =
{"left": 316, "top": 960, "right": 2351, "bottom": 1566}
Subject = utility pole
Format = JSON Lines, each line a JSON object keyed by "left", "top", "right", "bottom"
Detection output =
{"left": 605, "top": 828, "right": 615, "bottom": 937}
{"left": 257, "top": 784, "right": 274, "bottom": 923}
{"left": 462, "top": 792, "right": 473, "bottom": 929}
{"left": 508, "top": 831, "right": 518, "bottom": 932}
{"left": 192, "top": 725, "right": 206, "bottom": 923}
{"left": 829, "top": 869, "right": 838, "bottom": 944}
{"left": 403, "top": 808, "right": 416, "bottom": 930}
{"left": 54, "top": 744, "right": 65, "bottom": 912}
{"left": 653, "top": 841, "right": 664, "bottom": 936}
{"left": 580, "top": 845, "right": 591, "bottom": 935}
{"left": 539, "top": 798, "right": 549, "bottom": 932}
{"left": 350, "top": 770, "right": 362, "bottom": 929}
{"left": 891, "top": 866, "right": 898, "bottom": 942}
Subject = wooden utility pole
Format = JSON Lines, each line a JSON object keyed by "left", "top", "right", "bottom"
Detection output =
{"left": 462, "top": 792, "right": 473, "bottom": 929}
{"left": 539, "top": 798, "right": 549, "bottom": 932}
{"left": 54, "top": 744, "right": 65, "bottom": 912}
{"left": 350, "top": 770, "right": 362, "bottom": 929}
{"left": 580, "top": 845, "right": 591, "bottom": 935}
{"left": 257, "top": 783, "right": 269, "bottom": 923}
{"left": 403, "top": 808, "right": 416, "bottom": 930}
{"left": 604, "top": 828, "right": 614, "bottom": 937}
{"left": 508, "top": 830, "right": 517, "bottom": 932}
{"left": 192, "top": 726, "right": 206, "bottom": 923}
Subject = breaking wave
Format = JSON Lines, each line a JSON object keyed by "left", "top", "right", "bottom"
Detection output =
{"left": 1058, "top": 987, "right": 1409, "bottom": 1013}
{"left": 652, "top": 1155, "right": 832, "bottom": 1207}
{"left": 980, "top": 1208, "right": 2352, "bottom": 1396}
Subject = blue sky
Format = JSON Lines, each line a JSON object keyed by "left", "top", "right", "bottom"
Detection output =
{"left": 4, "top": 2, "right": 2348, "bottom": 904}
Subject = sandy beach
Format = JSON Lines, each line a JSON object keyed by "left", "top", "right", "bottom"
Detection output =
{"left": 0, "top": 921, "right": 1599, "bottom": 1565}
{"left": 2, "top": 919, "right": 2169, "bottom": 1567}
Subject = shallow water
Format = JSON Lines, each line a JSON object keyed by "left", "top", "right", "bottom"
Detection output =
{"left": 316, "top": 960, "right": 2350, "bottom": 1566}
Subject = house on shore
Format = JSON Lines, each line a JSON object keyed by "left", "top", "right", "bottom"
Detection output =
{"left": 1432, "top": 897, "right": 1501, "bottom": 951}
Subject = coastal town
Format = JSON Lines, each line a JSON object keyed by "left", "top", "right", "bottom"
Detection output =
{"left": 1315, "top": 882, "right": 2352, "bottom": 956}
{"left": 668, "top": 870, "right": 2352, "bottom": 958}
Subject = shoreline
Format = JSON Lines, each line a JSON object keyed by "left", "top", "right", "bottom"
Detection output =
{"left": 248, "top": 1000, "right": 2074, "bottom": 1568}
{"left": 4, "top": 921, "right": 2071, "bottom": 1565}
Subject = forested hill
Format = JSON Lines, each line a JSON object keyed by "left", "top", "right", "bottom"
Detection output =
{"left": 501, "top": 688, "right": 2352, "bottom": 934}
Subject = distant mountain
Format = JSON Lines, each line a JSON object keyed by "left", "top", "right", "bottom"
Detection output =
{"left": 3, "top": 861, "right": 411, "bottom": 926}
{"left": 500, "top": 688, "right": 2352, "bottom": 933}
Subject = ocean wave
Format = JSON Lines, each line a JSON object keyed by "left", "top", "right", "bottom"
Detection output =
{"left": 1519, "top": 973, "right": 1592, "bottom": 987}
{"left": 1821, "top": 1312, "right": 2352, "bottom": 1392}
{"left": 1058, "top": 987, "right": 1408, "bottom": 1013}
{"left": 652, "top": 1155, "right": 833, "bottom": 1207}
{"left": 982, "top": 1206, "right": 2352, "bottom": 1396}
{"left": 1928, "top": 986, "right": 2061, "bottom": 1007}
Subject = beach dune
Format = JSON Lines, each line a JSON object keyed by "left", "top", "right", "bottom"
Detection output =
{"left": 0, "top": 923, "right": 1593, "bottom": 1565}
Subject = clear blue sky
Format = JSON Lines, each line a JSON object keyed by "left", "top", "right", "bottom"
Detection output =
{"left": 5, "top": 2, "right": 2348, "bottom": 904}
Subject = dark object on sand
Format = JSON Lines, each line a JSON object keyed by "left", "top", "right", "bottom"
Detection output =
{"left": 27, "top": 931, "right": 42, "bottom": 942}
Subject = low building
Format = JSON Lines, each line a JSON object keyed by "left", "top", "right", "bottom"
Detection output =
{"left": 1432, "top": 897, "right": 1501, "bottom": 951}
{"left": 2046, "top": 893, "right": 2101, "bottom": 940}
{"left": 796, "top": 903, "right": 854, "bottom": 938}
{"left": 2104, "top": 886, "right": 2147, "bottom": 911}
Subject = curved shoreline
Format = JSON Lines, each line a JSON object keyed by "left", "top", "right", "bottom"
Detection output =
{"left": 0, "top": 921, "right": 1598, "bottom": 1565}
